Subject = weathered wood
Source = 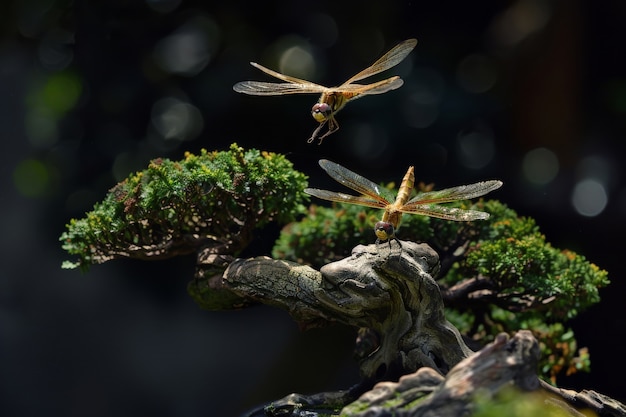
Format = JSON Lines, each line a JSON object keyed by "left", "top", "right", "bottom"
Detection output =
{"left": 223, "top": 241, "right": 472, "bottom": 380}
{"left": 343, "top": 331, "right": 539, "bottom": 416}
{"left": 224, "top": 256, "right": 328, "bottom": 326}
{"left": 254, "top": 331, "right": 625, "bottom": 417}
{"left": 216, "top": 241, "right": 626, "bottom": 417}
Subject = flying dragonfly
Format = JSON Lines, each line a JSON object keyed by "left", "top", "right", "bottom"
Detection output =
{"left": 233, "top": 39, "right": 417, "bottom": 144}
{"left": 305, "top": 159, "right": 503, "bottom": 243}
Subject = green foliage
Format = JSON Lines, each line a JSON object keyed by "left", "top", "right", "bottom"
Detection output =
{"left": 273, "top": 204, "right": 382, "bottom": 265}
{"left": 447, "top": 201, "right": 608, "bottom": 319}
{"left": 441, "top": 201, "right": 607, "bottom": 382}
{"left": 273, "top": 196, "right": 609, "bottom": 384}
{"left": 61, "top": 144, "right": 308, "bottom": 269}
{"left": 448, "top": 310, "right": 592, "bottom": 385}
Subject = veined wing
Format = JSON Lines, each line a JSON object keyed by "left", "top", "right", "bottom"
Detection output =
{"left": 318, "top": 160, "right": 395, "bottom": 202}
{"left": 331, "top": 77, "right": 404, "bottom": 97}
{"left": 304, "top": 189, "right": 388, "bottom": 210}
{"left": 342, "top": 38, "right": 417, "bottom": 85}
{"left": 233, "top": 62, "right": 330, "bottom": 95}
{"left": 250, "top": 62, "right": 328, "bottom": 86}
{"left": 402, "top": 180, "right": 503, "bottom": 207}
{"left": 233, "top": 81, "right": 328, "bottom": 95}
{"left": 397, "top": 204, "right": 492, "bottom": 221}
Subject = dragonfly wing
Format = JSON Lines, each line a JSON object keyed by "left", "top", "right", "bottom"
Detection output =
{"left": 335, "top": 77, "right": 404, "bottom": 100}
{"left": 404, "top": 180, "right": 503, "bottom": 206}
{"left": 304, "top": 188, "right": 387, "bottom": 209}
{"left": 398, "top": 204, "right": 491, "bottom": 221}
{"left": 249, "top": 62, "right": 328, "bottom": 87}
{"left": 318, "top": 159, "right": 395, "bottom": 202}
{"left": 233, "top": 81, "right": 327, "bottom": 95}
{"left": 342, "top": 38, "right": 417, "bottom": 85}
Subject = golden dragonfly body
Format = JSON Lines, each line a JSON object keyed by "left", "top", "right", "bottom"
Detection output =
{"left": 233, "top": 39, "right": 417, "bottom": 144}
{"left": 305, "top": 160, "right": 503, "bottom": 242}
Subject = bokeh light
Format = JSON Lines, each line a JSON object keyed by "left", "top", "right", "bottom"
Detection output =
{"left": 24, "top": 71, "right": 83, "bottom": 148}
{"left": 266, "top": 36, "right": 317, "bottom": 80}
{"left": 522, "top": 147, "right": 559, "bottom": 185}
{"left": 13, "top": 158, "right": 52, "bottom": 198}
{"left": 571, "top": 178, "right": 608, "bottom": 217}
{"left": 153, "top": 16, "right": 220, "bottom": 77}
{"left": 279, "top": 45, "right": 315, "bottom": 80}
{"left": 456, "top": 129, "right": 495, "bottom": 170}
{"left": 150, "top": 97, "right": 204, "bottom": 142}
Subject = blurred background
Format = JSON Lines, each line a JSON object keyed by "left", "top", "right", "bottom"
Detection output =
{"left": 2, "top": 0, "right": 626, "bottom": 415}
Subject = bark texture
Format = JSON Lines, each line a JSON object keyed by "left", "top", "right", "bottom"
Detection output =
{"left": 213, "top": 241, "right": 625, "bottom": 417}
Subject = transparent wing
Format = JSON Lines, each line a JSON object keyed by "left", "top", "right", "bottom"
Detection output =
{"left": 332, "top": 77, "right": 404, "bottom": 97}
{"left": 397, "top": 204, "right": 492, "bottom": 221}
{"left": 403, "top": 180, "right": 503, "bottom": 206}
{"left": 318, "top": 159, "right": 395, "bottom": 203}
{"left": 342, "top": 38, "right": 417, "bottom": 85}
{"left": 233, "top": 62, "right": 330, "bottom": 95}
{"left": 250, "top": 62, "right": 328, "bottom": 86}
{"left": 304, "top": 188, "right": 388, "bottom": 209}
{"left": 233, "top": 81, "right": 328, "bottom": 95}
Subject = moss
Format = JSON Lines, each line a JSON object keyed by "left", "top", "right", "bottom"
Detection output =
{"left": 471, "top": 385, "right": 597, "bottom": 417}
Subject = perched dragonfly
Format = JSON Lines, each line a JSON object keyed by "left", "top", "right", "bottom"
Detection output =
{"left": 305, "top": 160, "right": 503, "bottom": 243}
{"left": 233, "top": 39, "right": 417, "bottom": 144}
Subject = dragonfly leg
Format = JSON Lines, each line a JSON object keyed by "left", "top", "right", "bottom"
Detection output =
{"left": 393, "top": 238, "right": 403, "bottom": 258}
{"left": 319, "top": 116, "right": 340, "bottom": 145}
{"left": 307, "top": 120, "right": 328, "bottom": 144}
{"left": 309, "top": 116, "right": 339, "bottom": 145}
{"left": 375, "top": 237, "right": 403, "bottom": 259}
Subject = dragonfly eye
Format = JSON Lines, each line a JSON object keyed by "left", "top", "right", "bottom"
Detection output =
{"left": 374, "top": 221, "right": 395, "bottom": 242}
{"left": 311, "top": 102, "right": 332, "bottom": 122}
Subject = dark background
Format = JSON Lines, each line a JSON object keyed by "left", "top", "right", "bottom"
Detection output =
{"left": 2, "top": 0, "right": 625, "bottom": 416}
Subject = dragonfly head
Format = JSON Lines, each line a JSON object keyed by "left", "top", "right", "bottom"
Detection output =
{"left": 374, "top": 221, "right": 395, "bottom": 242}
{"left": 311, "top": 102, "right": 332, "bottom": 122}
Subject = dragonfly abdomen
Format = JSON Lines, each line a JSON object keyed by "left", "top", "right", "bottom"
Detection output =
{"left": 396, "top": 166, "right": 415, "bottom": 205}
{"left": 377, "top": 166, "right": 415, "bottom": 241}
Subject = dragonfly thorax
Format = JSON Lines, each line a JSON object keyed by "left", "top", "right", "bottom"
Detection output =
{"left": 374, "top": 221, "right": 395, "bottom": 242}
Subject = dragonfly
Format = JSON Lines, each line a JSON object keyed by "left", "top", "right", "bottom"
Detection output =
{"left": 233, "top": 38, "right": 417, "bottom": 144}
{"left": 305, "top": 159, "right": 503, "bottom": 243}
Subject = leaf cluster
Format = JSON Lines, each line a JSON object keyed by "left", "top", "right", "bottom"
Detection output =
{"left": 60, "top": 144, "right": 308, "bottom": 270}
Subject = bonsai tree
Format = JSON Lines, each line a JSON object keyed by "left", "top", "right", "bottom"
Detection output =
{"left": 61, "top": 144, "right": 623, "bottom": 417}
